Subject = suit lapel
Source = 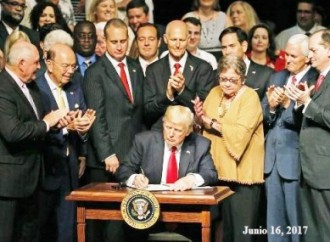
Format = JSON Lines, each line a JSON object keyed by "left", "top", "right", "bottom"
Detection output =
{"left": 152, "top": 134, "right": 165, "bottom": 183}
{"left": 103, "top": 57, "right": 132, "bottom": 102}
{"left": 182, "top": 54, "right": 195, "bottom": 87}
{"left": 179, "top": 137, "right": 194, "bottom": 177}
{"left": 313, "top": 73, "right": 330, "bottom": 100}
{"left": 127, "top": 58, "right": 138, "bottom": 104}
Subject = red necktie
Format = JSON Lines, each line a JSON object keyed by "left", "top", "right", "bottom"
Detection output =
{"left": 173, "top": 63, "right": 181, "bottom": 76}
{"left": 314, "top": 74, "right": 325, "bottom": 92}
{"left": 291, "top": 75, "right": 297, "bottom": 85}
{"left": 118, "top": 62, "right": 133, "bottom": 103}
{"left": 166, "top": 146, "right": 178, "bottom": 183}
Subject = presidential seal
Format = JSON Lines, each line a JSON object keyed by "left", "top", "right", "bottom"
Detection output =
{"left": 121, "top": 189, "right": 160, "bottom": 229}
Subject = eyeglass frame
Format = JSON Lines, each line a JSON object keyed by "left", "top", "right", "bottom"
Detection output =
{"left": 219, "top": 76, "right": 244, "bottom": 85}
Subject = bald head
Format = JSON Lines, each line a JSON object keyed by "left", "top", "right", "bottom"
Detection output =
{"left": 164, "top": 20, "right": 188, "bottom": 62}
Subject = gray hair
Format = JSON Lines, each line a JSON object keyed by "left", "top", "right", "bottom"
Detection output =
{"left": 7, "top": 42, "right": 36, "bottom": 65}
{"left": 218, "top": 55, "right": 246, "bottom": 79}
{"left": 287, "top": 34, "right": 309, "bottom": 56}
{"left": 43, "top": 30, "right": 73, "bottom": 51}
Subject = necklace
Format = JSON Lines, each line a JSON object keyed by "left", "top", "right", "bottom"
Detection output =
{"left": 218, "top": 94, "right": 236, "bottom": 118}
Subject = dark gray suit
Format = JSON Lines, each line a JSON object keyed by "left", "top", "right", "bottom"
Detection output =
{"left": 116, "top": 131, "right": 218, "bottom": 185}
{"left": 144, "top": 53, "right": 214, "bottom": 130}
{"left": 0, "top": 70, "right": 47, "bottom": 242}
{"left": 0, "top": 21, "right": 40, "bottom": 52}
{"left": 246, "top": 60, "right": 274, "bottom": 100}
{"left": 83, "top": 55, "right": 145, "bottom": 175}
{"left": 298, "top": 70, "right": 330, "bottom": 242}
{"left": 262, "top": 68, "right": 318, "bottom": 242}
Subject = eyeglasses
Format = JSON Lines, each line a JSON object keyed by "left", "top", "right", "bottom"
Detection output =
{"left": 219, "top": 77, "right": 241, "bottom": 84}
{"left": 50, "top": 60, "right": 78, "bottom": 72}
{"left": 2, "top": 1, "right": 27, "bottom": 9}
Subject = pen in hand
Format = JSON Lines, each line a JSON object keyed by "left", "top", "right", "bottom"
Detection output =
{"left": 135, "top": 168, "right": 149, "bottom": 189}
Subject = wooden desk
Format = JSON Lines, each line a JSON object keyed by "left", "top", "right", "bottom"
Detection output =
{"left": 66, "top": 183, "right": 233, "bottom": 242}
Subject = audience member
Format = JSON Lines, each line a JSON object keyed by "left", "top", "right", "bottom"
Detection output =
{"left": 193, "top": 55, "right": 264, "bottom": 242}
{"left": 36, "top": 43, "right": 95, "bottom": 242}
{"left": 0, "top": 0, "right": 39, "bottom": 51}
{"left": 29, "top": 1, "right": 72, "bottom": 35}
{"left": 136, "top": 23, "right": 161, "bottom": 76}
{"left": 161, "top": 17, "right": 218, "bottom": 71}
{"left": 48, "top": 0, "right": 76, "bottom": 31}
{"left": 219, "top": 26, "right": 273, "bottom": 100}
{"left": 184, "top": 17, "right": 217, "bottom": 70}
{"left": 4, "top": 30, "right": 30, "bottom": 58}
{"left": 226, "top": 1, "right": 259, "bottom": 34}
{"left": 247, "top": 23, "right": 286, "bottom": 71}
{"left": 0, "top": 41, "right": 68, "bottom": 242}
{"left": 87, "top": 0, "right": 134, "bottom": 53}
{"left": 262, "top": 34, "right": 318, "bottom": 242}
{"left": 183, "top": 0, "right": 231, "bottom": 60}
{"left": 116, "top": 0, "right": 154, "bottom": 23}
{"left": 94, "top": 21, "right": 107, "bottom": 56}
{"left": 276, "top": 0, "right": 325, "bottom": 50}
{"left": 285, "top": 29, "right": 330, "bottom": 242}
{"left": 116, "top": 105, "right": 218, "bottom": 242}
{"left": 314, "top": 4, "right": 327, "bottom": 26}
{"left": 126, "top": 0, "right": 166, "bottom": 58}
{"left": 144, "top": 20, "right": 214, "bottom": 130}
{"left": 83, "top": 18, "right": 145, "bottom": 242}
{"left": 73, "top": 21, "right": 98, "bottom": 77}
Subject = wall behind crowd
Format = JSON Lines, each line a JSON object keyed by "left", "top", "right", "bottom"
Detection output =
{"left": 154, "top": 0, "right": 329, "bottom": 34}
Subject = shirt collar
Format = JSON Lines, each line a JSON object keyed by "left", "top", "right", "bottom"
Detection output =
{"left": 5, "top": 66, "right": 25, "bottom": 88}
{"left": 105, "top": 52, "right": 128, "bottom": 68}
{"left": 290, "top": 66, "right": 311, "bottom": 82}
{"left": 320, "top": 65, "right": 330, "bottom": 77}
{"left": 168, "top": 51, "right": 188, "bottom": 71}
{"left": 76, "top": 53, "right": 97, "bottom": 66}
{"left": 164, "top": 142, "right": 183, "bottom": 152}
{"left": 44, "top": 72, "right": 60, "bottom": 91}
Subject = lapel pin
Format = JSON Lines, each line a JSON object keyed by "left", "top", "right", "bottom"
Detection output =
{"left": 133, "top": 69, "right": 136, "bottom": 72}
{"left": 189, "top": 65, "right": 193, "bottom": 71}
{"left": 70, "top": 92, "right": 74, "bottom": 95}
{"left": 252, "top": 71, "right": 256, "bottom": 74}
{"left": 186, "top": 150, "right": 191, "bottom": 154}
{"left": 74, "top": 104, "right": 79, "bottom": 109}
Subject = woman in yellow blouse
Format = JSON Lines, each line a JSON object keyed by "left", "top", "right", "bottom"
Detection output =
{"left": 193, "top": 55, "right": 264, "bottom": 242}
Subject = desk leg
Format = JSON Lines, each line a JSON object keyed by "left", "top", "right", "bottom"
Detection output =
{"left": 201, "top": 210, "right": 211, "bottom": 242}
{"left": 77, "top": 206, "right": 86, "bottom": 242}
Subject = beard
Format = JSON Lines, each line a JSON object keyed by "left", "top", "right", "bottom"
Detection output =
{"left": 1, "top": 10, "right": 24, "bottom": 27}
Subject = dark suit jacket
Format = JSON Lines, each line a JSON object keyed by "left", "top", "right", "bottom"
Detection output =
{"left": 144, "top": 53, "right": 214, "bottom": 130}
{"left": 0, "top": 70, "right": 47, "bottom": 198}
{"left": 299, "top": 71, "right": 330, "bottom": 189}
{"left": 263, "top": 68, "right": 318, "bottom": 180}
{"left": 0, "top": 21, "right": 40, "bottom": 51}
{"left": 83, "top": 55, "right": 145, "bottom": 168}
{"left": 246, "top": 60, "right": 274, "bottom": 100}
{"left": 116, "top": 131, "right": 218, "bottom": 186}
{"left": 36, "top": 74, "right": 86, "bottom": 190}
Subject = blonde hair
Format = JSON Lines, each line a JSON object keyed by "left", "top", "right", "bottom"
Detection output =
{"left": 163, "top": 105, "right": 194, "bottom": 132}
{"left": 4, "top": 31, "right": 31, "bottom": 59}
{"left": 87, "top": 0, "right": 118, "bottom": 23}
{"left": 227, "top": 1, "right": 259, "bottom": 33}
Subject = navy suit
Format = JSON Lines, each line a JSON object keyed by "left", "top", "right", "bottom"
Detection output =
{"left": 262, "top": 68, "right": 318, "bottom": 242}
{"left": 36, "top": 74, "right": 87, "bottom": 242}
